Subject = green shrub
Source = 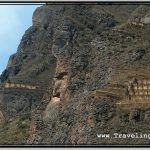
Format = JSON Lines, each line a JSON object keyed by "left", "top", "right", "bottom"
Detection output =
{"left": 17, "top": 113, "right": 30, "bottom": 131}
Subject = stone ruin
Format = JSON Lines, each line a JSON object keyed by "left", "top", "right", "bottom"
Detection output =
{"left": 0, "top": 80, "right": 39, "bottom": 90}
{"left": 116, "top": 78, "right": 150, "bottom": 109}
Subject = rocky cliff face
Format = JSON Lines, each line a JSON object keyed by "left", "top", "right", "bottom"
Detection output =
{"left": 0, "top": 4, "right": 150, "bottom": 145}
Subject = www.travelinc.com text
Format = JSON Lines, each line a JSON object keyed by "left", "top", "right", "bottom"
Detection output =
{"left": 97, "top": 133, "right": 150, "bottom": 140}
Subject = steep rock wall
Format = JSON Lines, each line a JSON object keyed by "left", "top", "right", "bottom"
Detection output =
{"left": 1, "top": 4, "right": 150, "bottom": 145}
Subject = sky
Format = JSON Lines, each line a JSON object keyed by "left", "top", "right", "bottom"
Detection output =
{"left": 0, "top": 5, "right": 42, "bottom": 74}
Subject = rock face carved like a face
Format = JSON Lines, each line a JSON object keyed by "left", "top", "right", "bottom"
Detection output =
{"left": 49, "top": 19, "right": 77, "bottom": 104}
{"left": 50, "top": 58, "right": 69, "bottom": 104}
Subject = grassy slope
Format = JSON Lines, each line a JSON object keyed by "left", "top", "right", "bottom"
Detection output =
{"left": 0, "top": 115, "right": 29, "bottom": 145}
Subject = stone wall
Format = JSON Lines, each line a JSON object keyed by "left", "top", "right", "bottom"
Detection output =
{"left": 117, "top": 79, "right": 150, "bottom": 108}
{"left": 126, "top": 79, "right": 150, "bottom": 101}
{"left": 4, "top": 82, "right": 38, "bottom": 90}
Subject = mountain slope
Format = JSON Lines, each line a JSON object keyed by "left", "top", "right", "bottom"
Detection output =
{"left": 0, "top": 4, "right": 150, "bottom": 145}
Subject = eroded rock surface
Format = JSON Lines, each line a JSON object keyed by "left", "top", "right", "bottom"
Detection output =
{"left": 1, "top": 4, "right": 150, "bottom": 145}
